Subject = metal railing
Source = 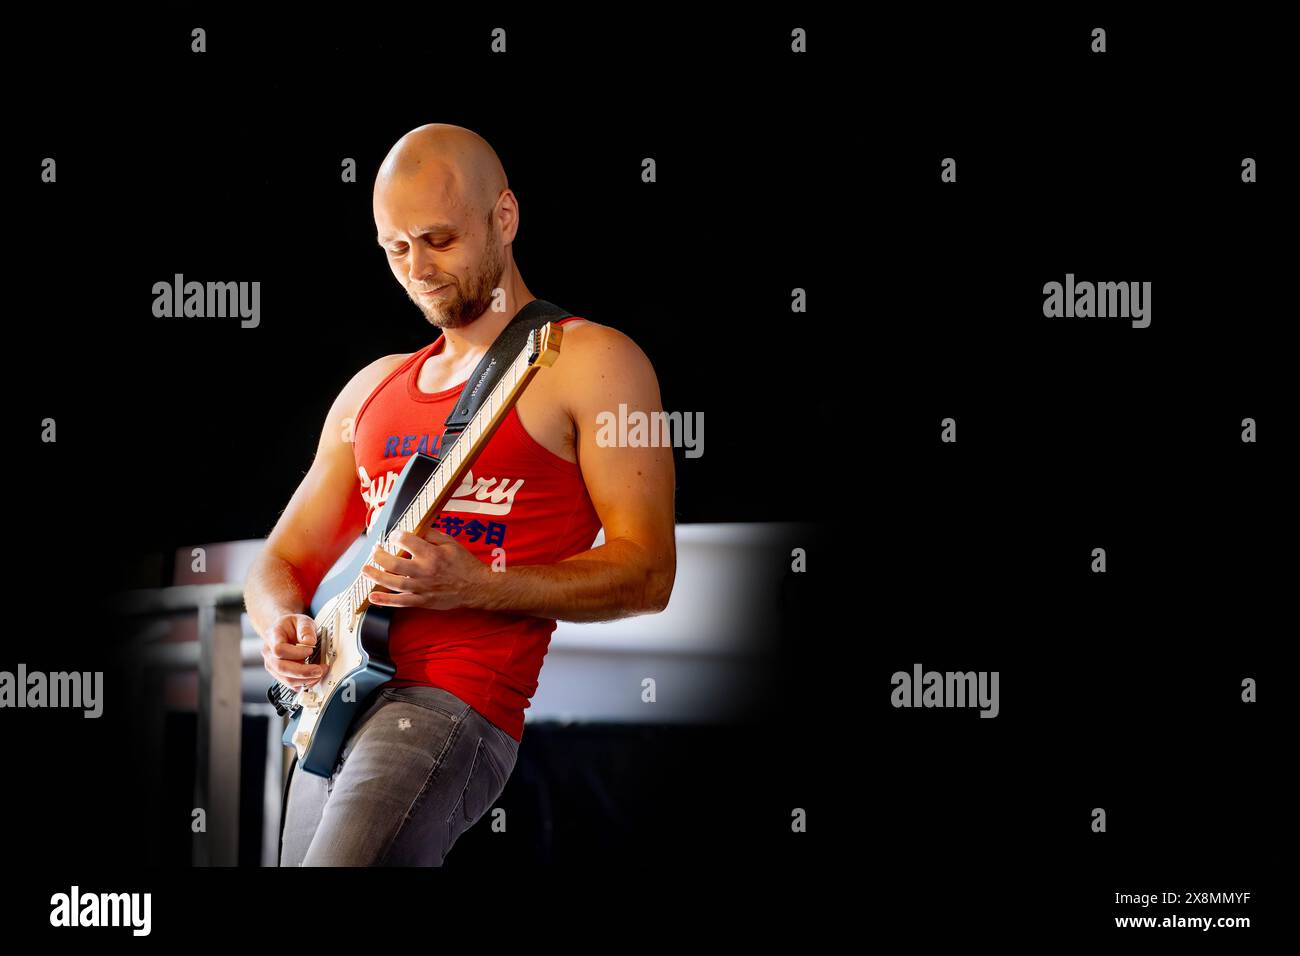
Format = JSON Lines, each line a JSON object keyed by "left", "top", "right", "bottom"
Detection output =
{"left": 113, "top": 583, "right": 284, "bottom": 866}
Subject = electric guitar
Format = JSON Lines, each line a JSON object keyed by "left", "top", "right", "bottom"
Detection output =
{"left": 267, "top": 321, "right": 564, "bottom": 777}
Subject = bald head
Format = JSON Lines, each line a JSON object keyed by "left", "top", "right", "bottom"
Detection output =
{"left": 374, "top": 124, "right": 507, "bottom": 227}
{"left": 373, "top": 124, "right": 522, "bottom": 330}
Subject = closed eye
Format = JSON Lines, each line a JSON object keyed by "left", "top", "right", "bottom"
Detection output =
{"left": 386, "top": 234, "right": 454, "bottom": 255}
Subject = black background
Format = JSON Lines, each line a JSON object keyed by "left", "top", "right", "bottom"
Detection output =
{"left": 6, "top": 8, "right": 1287, "bottom": 944}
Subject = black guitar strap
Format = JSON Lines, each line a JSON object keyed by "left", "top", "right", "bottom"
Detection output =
{"left": 432, "top": 298, "right": 573, "bottom": 465}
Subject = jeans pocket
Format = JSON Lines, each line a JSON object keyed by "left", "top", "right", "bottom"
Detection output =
{"left": 447, "top": 737, "right": 505, "bottom": 832}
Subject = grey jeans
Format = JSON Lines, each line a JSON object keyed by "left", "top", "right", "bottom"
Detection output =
{"left": 280, "top": 684, "right": 519, "bottom": 866}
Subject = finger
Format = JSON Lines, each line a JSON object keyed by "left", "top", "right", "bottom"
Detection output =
{"left": 273, "top": 659, "right": 325, "bottom": 682}
{"left": 367, "top": 589, "right": 425, "bottom": 607}
{"left": 368, "top": 544, "right": 422, "bottom": 577}
{"left": 273, "top": 642, "right": 316, "bottom": 663}
{"left": 278, "top": 676, "right": 321, "bottom": 692}
{"left": 419, "top": 527, "right": 456, "bottom": 546}
{"left": 361, "top": 564, "right": 414, "bottom": 592}
{"left": 393, "top": 530, "right": 437, "bottom": 557}
{"left": 277, "top": 617, "right": 315, "bottom": 646}
{"left": 274, "top": 673, "right": 320, "bottom": 691}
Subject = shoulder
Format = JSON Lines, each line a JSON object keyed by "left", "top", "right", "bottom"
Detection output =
{"left": 332, "top": 352, "right": 413, "bottom": 424}
{"left": 556, "top": 319, "right": 656, "bottom": 373}
{"left": 352, "top": 351, "right": 412, "bottom": 389}
{"left": 551, "top": 319, "right": 662, "bottom": 407}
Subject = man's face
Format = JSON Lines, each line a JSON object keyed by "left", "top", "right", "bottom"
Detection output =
{"left": 374, "top": 181, "right": 504, "bottom": 329}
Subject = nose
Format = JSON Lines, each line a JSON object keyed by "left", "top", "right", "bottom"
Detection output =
{"left": 407, "top": 242, "right": 437, "bottom": 285}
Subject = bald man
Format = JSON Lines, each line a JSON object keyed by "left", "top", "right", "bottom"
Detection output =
{"left": 244, "top": 124, "right": 676, "bottom": 866}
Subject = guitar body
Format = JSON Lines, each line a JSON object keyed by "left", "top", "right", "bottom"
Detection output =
{"left": 281, "top": 451, "right": 439, "bottom": 777}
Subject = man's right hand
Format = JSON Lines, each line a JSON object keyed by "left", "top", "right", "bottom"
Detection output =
{"left": 262, "top": 612, "right": 324, "bottom": 690}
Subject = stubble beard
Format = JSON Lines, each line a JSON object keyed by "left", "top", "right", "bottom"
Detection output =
{"left": 411, "top": 238, "right": 506, "bottom": 330}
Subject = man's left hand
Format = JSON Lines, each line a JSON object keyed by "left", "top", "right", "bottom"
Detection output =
{"left": 362, "top": 528, "right": 489, "bottom": 610}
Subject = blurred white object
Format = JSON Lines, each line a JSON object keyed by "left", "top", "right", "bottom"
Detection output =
{"left": 173, "top": 522, "right": 807, "bottom": 725}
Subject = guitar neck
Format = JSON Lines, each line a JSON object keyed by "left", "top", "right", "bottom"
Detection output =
{"left": 343, "top": 321, "right": 562, "bottom": 616}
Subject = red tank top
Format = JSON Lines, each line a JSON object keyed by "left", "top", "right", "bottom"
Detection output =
{"left": 351, "top": 315, "right": 601, "bottom": 741}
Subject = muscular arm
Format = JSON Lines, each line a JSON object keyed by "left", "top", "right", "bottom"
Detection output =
{"left": 470, "top": 324, "right": 677, "bottom": 621}
{"left": 244, "top": 355, "right": 402, "bottom": 639}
